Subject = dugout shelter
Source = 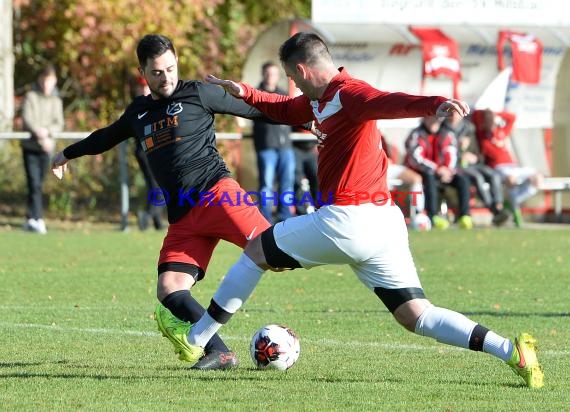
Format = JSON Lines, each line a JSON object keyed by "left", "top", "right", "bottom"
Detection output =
{"left": 241, "top": 0, "right": 570, "bottom": 221}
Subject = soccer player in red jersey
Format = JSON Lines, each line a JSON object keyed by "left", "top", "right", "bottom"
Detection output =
{"left": 162, "top": 32, "right": 542, "bottom": 388}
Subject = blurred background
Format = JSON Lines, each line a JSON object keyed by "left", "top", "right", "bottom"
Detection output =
{"left": 1, "top": 0, "right": 570, "bottom": 225}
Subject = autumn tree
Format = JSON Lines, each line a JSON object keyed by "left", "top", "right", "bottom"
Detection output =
{"left": 13, "top": 0, "right": 310, "bottom": 129}
{"left": 3, "top": 0, "right": 310, "bottom": 220}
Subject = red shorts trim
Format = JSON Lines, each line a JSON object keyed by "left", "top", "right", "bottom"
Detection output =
{"left": 158, "top": 178, "right": 271, "bottom": 273}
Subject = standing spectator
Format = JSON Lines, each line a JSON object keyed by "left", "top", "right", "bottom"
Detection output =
{"left": 404, "top": 116, "right": 473, "bottom": 230}
{"left": 441, "top": 111, "right": 509, "bottom": 226}
{"left": 131, "top": 75, "right": 164, "bottom": 231}
{"left": 472, "top": 109, "right": 543, "bottom": 226}
{"left": 252, "top": 62, "right": 295, "bottom": 223}
{"left": 21, "top": 64, "right": 64, "bottom": 234}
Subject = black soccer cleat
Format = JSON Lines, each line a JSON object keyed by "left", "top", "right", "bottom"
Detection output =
{"left": 492, "top": 209, "right": 510, "bottom": 226}
{"left": 190, "top": 350, "right": 239, "bottom": 371}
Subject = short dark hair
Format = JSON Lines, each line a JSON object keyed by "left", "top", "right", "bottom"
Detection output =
{"left": 279, "top": 32, "right": 331, "bottom": 67}
{"left": 136, "top": 34, "right": 176, "bottom": 67}
{"left": 38, "top": 63, "right": 56, "bottom": 79}
{"left": 261, "top": 61, "right": 277, "bottom": 74}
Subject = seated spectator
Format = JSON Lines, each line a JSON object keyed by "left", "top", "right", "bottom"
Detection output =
{"left": 404, "top": 116, "right": 473, "bottom": 230}
{"left": 472, "top": 109, "right": 543, "bottom": 226}
{"left": 381, "top": 135, "right": 429, "bottom": 230}
{"left": 441, "top": 111, "right": 509, "bottom": 226}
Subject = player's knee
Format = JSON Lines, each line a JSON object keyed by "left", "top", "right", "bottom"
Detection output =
{"left": 254, "top": 225, "right": 302, "bottom": 271}
{"left": 156, "top": 267, "right": 200, "bottom": 301}
{"left": 393, "top": 308, "right": 422, "bottom": 331}
{"left": 393, "top": 299, "right": 432, "bottom": 331}
{"left": 244, "top": 236, "right": 268, "bottom": 268}
{"left": 374, "top": 287, "right": 429, "bottom": 331}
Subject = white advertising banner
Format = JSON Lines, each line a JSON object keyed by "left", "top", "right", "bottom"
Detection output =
{"left": 329, "top": 42, "right": 566, "bottom": 129}
{"left": 313, "top": 0, "right": 570, "bottom": 27}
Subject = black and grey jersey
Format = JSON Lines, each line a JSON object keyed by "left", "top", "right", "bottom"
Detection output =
{"left": 64, "top": 80, "right": 267, "bottom": 223}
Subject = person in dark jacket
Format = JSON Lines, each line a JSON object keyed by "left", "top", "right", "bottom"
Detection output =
{"left": 252, "top": 61, "right": 295, "bottom": 223}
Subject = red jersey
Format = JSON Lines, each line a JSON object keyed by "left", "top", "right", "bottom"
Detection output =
{"left": 472, "top": 110, "right": 516, "bottom": 168}
{"left": 404, "top": 123, "right": 458, "bottom": 173}
{"left": 240, "top": 68, "right": 447, "bottom": 206}
{"left": 380, "top": 135, "right": 395, "bottom": 163}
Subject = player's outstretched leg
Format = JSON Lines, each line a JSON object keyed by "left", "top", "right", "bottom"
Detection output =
{"left": 403, "top": 302, "right": 544, "bottom": 388}
{"left": 506, "top": 332, "right": 544, "bottom": 388}
{"left": 155, "top": 303, "right": 204, "bottom": 364}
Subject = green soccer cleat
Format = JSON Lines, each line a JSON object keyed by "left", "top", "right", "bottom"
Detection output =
{"left": 506, "top": 333, "right": 544, "bottom": 388}
{"left": 155, "top": 303, "right": 204, "bottom": 364}
{"left": 432, "top": 215, "right": 450, "bottom": 230}
{"left": 458, "top": 215, "right": 473, "bottom": 230}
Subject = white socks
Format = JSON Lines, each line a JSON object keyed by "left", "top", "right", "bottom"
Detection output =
{"left": 482, "top": 331, "right": 514, "bottom": 362}
{"left": 415, "top": 305, "right": 476, "bottom": 348}
{"left": 410, "top": 182, "right": 425, "bottom": 213}
{"left": 188, "top": 312, "right": 220, "bottom": 348}
{"left": 189, "top": 254, "right": 264, "bottom": 348}
{"left": 415, "top": 305, "right": 513, "bottom": 361}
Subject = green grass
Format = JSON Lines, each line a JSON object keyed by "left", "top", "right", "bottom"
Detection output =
{"left": 1, "top": 226, "right": 569, "bottom": 411}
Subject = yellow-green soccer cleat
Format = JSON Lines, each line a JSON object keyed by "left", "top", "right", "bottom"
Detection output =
{"left": 506, "top": 333, "right": 544, "bottom": 388}
{"left": 155, "top": 303, "right": 204, "bottom": 364}
{"left": 432, "top": 215, "right": 450, "bottom": 230}
{"left": 458, "top": 215, "right": 473, "bottom": 230}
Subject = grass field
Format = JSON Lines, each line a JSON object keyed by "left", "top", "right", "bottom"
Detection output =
{"left": 1, "top": 225, "right": 569, "bottom": 411}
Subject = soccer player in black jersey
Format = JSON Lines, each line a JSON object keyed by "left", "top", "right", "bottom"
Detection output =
{"left": 52, "top": 34, "right": 277, "bottom": 370}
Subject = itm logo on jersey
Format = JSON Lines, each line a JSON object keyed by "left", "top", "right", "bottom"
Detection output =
{"left": 143, "top": 115, "right": 179, "bottom": 135}
{"left": 166, "top": 102, "right": 183, "bottom": 116}
{"left": 142, "top": 115, "right": 180, "bottom": 152}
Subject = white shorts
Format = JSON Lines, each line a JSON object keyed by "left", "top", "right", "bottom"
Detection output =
{"left": 495, "top": 164, "right": 537, "bottom": 184}
{"left": 387, "top": 164, "right": 406, "bottom": 181}
{"left": 272, "top": 203, "right": 422, "bottom": 290}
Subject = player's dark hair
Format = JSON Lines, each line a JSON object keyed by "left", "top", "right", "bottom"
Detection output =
{"left": 137, "top": 34, "right": 176, "bottom": 68}
{"left": 279, "top": 32, "right": 331, "bottom": 67}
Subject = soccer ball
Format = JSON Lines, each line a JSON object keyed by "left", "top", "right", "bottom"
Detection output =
{"left": 411, "top": 212, "right": 432, "bottom": 231}
{"left": 250, "top": 324, "right": 301, "bottom": 371}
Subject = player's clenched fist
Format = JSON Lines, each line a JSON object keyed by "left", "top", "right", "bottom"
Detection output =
{"left": 51, "top": 150, "right": 69, "bottom": 180}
